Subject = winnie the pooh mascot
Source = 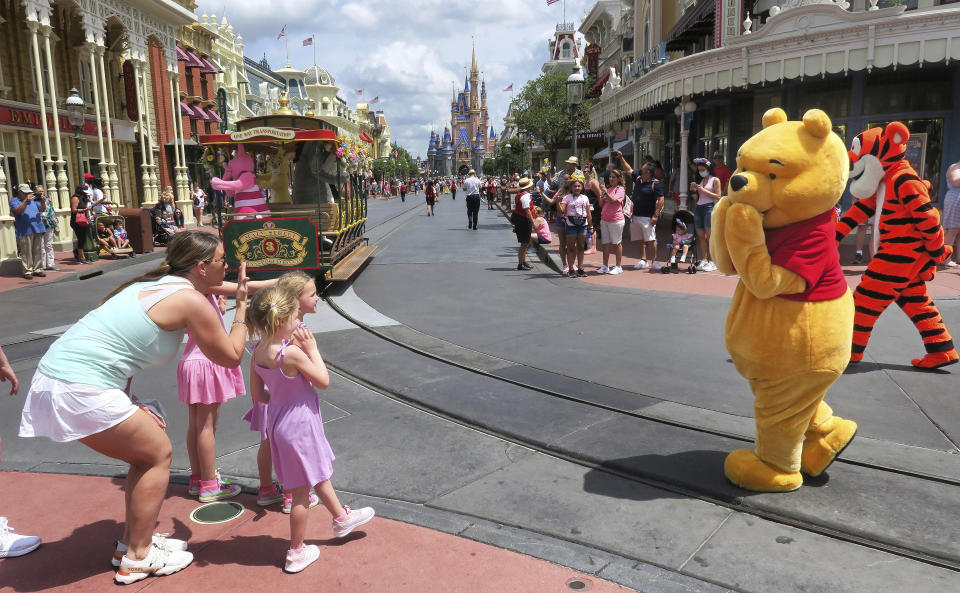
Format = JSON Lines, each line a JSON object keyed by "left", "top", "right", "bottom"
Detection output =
{"left": 710, "top": 108, "right": 857, "bottom": 492}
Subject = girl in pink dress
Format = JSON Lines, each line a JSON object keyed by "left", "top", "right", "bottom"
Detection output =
{"left": 243, "top": 271, "right": 320, "bottom": 511}
{"left": 179, "top": 276, "right": 275, "bottom": 503}
{"left": 247, "top": 286, "right": 374, "bottom": 573}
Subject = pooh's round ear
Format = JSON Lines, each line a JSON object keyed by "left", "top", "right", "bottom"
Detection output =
{"left": 762, "top": 108, "right": 787, "bottom": 128}
{"left": 885, "top": 121, "right": 910, "bottom": 145}
{"left": 801, "top": 109, "right": 832, "bottom": 138}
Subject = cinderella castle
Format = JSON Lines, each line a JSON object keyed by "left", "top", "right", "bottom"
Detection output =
{"left": 427, "top": 45, "right": 497, "bottom": 176}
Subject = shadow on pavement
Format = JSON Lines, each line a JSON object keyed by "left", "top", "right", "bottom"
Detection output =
{"left": 3, "top": 519, "right": 124, "bottom": 592}
{"left": 843, "top": 361, "right": 952, "bottom": 375}
{"left": 582, "top": 450, "right": 739, "bottom": 503}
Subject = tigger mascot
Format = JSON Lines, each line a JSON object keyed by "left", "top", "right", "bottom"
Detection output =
{"left": 836, "top": 122, "right": 958, "bottom": 369}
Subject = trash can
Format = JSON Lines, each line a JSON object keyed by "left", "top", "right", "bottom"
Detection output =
{"left": 80, "top": 223, "right": 98, "bottom": 262}
{"left": 121, "top": 207, "right": 154, "bottom": 254}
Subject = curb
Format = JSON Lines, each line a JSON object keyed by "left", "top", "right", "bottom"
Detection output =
{"left": 493, "top": 200, "right": 563, "bottom": 274}
{"left": 1, "top": 250, "right": 167, "bottom": 293}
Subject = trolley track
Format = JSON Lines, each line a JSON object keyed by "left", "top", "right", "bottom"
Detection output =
{"left": 319, "top": 290, "right": 960, "bottom": 572}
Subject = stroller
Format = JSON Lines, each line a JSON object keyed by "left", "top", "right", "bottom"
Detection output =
{"left": 661, "top": 210, "right": 700, "bottom": 274}
{"left": 151, "top": 210, "right": 173, "bottom": 246}
{"left": 93, "top": 213, "right": 134, "bottom": 258}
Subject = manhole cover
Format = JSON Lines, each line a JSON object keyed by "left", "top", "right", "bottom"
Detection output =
{"left": 566, "top": 578, "right": 592, "bottom": 590}
{"left": 190, "top": 501, "right": 244, "bottom": 525}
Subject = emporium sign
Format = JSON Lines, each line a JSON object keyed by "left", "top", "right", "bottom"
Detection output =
{"left": 223, "top": 217, "right": 319, "bottom": 272}
{"left": 230, "top": 127, "right": 296, "bottom": 142}
{"left": 0, "top": 106, "right": 110, "bottom": 137}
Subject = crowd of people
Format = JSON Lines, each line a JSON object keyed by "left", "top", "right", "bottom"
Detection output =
{"left": 493, "top": 150, "right": 747, "bottom": 275}
{"left": 4, "top": 231, "right": 375, "bottom": 578}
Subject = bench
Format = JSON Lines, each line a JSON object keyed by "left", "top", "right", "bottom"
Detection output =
{"left": 328, "top": 244, "right": 377, "bottom": 281}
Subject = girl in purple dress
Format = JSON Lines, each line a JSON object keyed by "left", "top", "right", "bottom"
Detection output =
{"left": 247, "top": 286, "right": 374, "bottom": 574}
{"left": 243, "top": 271, "right": 320, "bottom": 511}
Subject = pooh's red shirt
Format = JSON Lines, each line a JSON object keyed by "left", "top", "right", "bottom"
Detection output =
{"left": 764, "top": 209, "right": 847, "bottom": 302}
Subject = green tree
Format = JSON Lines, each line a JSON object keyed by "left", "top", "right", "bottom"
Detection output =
{"left": 513, "top": 71, "right": 591, "bottom": 163}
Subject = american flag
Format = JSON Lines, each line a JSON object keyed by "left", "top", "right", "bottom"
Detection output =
{"left": 355, "top": 89, "right": 363, "bottom": 95}
{"left": 369, "top": 96, "right": 380, "bottom": 104}
{"left": 547, "top": 0, "right": 561, "bottom": 4}
{"left": 502, "top": 83, "right": 513, "bottom": 92}
{"left": 303, "top": 36, "right": 313, "bottom": 47}
{"left": 277, "top": 25, "right": 286, "bottom": 40}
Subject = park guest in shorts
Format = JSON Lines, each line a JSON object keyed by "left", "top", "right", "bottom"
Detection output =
{"left": 597, "top": 169, "right": 626, "bottom": 275}
{"left": 616, "top": 152, "right": 664, "bottom": 271}
{"left": 513, "top": 177, "right": 536, "bottom": 271}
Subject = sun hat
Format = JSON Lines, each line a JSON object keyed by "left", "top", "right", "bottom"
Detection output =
{"left": 468, "top": 169, "right": 476, "bottom": 175}
{"left": 17, "top": 183, "right": 33, "bottom": 194}
{"left": 565, "top": 156, "right": 579, "bottom": 165}
{"left": 517, "top": 177, "right": 534, "bottom": 190}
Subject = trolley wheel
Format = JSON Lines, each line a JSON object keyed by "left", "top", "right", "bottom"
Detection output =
{"left": 687, "top": 265, "right": 697, "bottom": 274}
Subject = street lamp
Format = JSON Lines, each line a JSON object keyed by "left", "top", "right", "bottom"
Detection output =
{"left": 65, "top": 88, "right": 85, "bottom": 186}
{"left": 565, "top": 68, "right": 584, "bottom": 163}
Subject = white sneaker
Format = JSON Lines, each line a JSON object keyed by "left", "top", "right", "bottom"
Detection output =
{"left": 704, "top": 261, "right": 718, "bottom": 271}
{"left": 284, "top": 544, "right": 320, "bottom": 574}
{"left": 597, "top": 265, "right": 609, "bottom": 274}
{"left": 113, "top": 533, "right": 189, "bottom": 567}
{"left": 332, "top": 506, "right": 375, "bottom": 538}
{"left": 695, "top": 260, "right": 706, "bottom": 271}
{"left": 114, "top": 542, "right": 194, "bottom": 584}
{"left": 945, "top": 260, "right": 958, "bottom": 268}
{"left": 609, "top": 266, "right": 623, "bottom": 275}
{"left": 634, "top": 260, "right": 648, "bottom": 269}
{"left": 0, "top": 517, "right": 40, "bottom": 558}
{"left": 651, "top": 261, "right": 663, "bottom": 271}
{"left": 679, "top": 254, "right": 686, "bottom": 263}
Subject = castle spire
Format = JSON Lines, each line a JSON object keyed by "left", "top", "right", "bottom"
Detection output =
{"left": 471, "top": 38, "right": 478, "bottom": 75}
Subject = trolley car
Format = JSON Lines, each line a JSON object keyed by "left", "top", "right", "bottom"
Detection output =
{"left": 199, "top": 112, "right": 375, "bottom": 281}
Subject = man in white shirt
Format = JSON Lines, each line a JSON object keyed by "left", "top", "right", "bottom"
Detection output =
{"left": 462, "top": 170, "right": 482, "bottom": 230}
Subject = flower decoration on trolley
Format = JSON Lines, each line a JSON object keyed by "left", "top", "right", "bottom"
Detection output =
{"left": 693, "top": 158, "right": 712, "bottom": 167}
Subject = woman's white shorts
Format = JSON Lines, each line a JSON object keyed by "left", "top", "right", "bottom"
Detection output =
{"left": 600, "top": 219, "right": 625, "bottom": 245}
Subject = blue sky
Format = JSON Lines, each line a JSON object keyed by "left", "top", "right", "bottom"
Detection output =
{"left": 194, "top": 0, "right": 592, "bottom": 158}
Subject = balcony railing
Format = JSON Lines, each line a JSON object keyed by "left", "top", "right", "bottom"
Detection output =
{"left": 557, "top": 22, "right": 576, "bottom": 31}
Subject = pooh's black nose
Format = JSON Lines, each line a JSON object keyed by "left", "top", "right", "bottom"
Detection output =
{"left": 730, "top": 175, "right": 748, "bottom": 192}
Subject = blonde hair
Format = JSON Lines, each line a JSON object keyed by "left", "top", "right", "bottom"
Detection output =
{"left": 534, "top": 206, "right": 544, "bottom": 218}
{"left": 245, "top": 286, "right": 298, "bottom": 342}
{"left": 101, "top": 230, "right": 218, "bottom": 303}
{"left": 277, "top": 270, "right": 312, "bottom": 298}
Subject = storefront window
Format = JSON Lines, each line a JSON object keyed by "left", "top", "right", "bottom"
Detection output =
{"left": 868, "top": 118, "right": 944, "bottom": 201}
{"left": 864, "top": 72, "right": 951, "bottom": 114}
{"left": 798, "top": 82, "right": 850, "bottom": 118}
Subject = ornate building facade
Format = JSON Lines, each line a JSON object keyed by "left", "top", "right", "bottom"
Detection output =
{"left": 428, "top": 45, "right": 496, "bottom": 176}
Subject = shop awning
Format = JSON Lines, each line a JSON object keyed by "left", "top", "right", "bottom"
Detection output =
{"left": 183, "top": 49, "right": 206, "bottom": 70}
{"left": 664, "top": 0, "right": 714, "bottom": 50}
{"left": 615, "top": 138, "right": 633, "bottom": 155}
{"left": 593, "top": 146, "right": 611, "bottom": 159}
{"left": 199, "top": 56, "right": 221, "bottom": 74}
{"left": 585, "top": 70, "right": 610, "bottom": 99}
{"left": 358, "top": 132, "right": 374, "bottom": 143}
{"left": 180, "top": 101, "right": 196, "bottom": 117}
{"left": 204, "top": 108, "right": 223, "bottom": 123}
{"left": 176, "top": 46, "right": 189, "bottom": 61}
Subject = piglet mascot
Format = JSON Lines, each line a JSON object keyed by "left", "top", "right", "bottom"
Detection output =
{"left": 211, "top": 145, "right": 269, "bottom": 218}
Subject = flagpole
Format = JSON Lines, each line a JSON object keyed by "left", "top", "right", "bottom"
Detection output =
{"left": 285, "top": 37, "right": 289, "bottom": 66}
{"left": 313, "top": 34, "right": 317, "bottom": 66}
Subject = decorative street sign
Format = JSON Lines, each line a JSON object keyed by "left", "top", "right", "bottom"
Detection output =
{"left": 223, "top": 217, "right": 319, "bottom": 272}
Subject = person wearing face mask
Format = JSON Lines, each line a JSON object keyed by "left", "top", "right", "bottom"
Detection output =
{"left": 690, "top": 157, "right": 721, "bottom": 271}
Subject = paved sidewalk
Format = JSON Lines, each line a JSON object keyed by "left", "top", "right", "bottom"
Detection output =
{"left": 0, "top": 223, "right": 220, "bottom": 294}
{"left": 0, "top": 472, "right": 628, "bottom": 593}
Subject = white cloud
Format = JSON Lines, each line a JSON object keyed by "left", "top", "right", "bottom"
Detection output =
{"left": 195, "top": 0, "right": 593, "bottom": 156}
{"left": 340, "top": 3, "right": 379, "bottom": 28}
